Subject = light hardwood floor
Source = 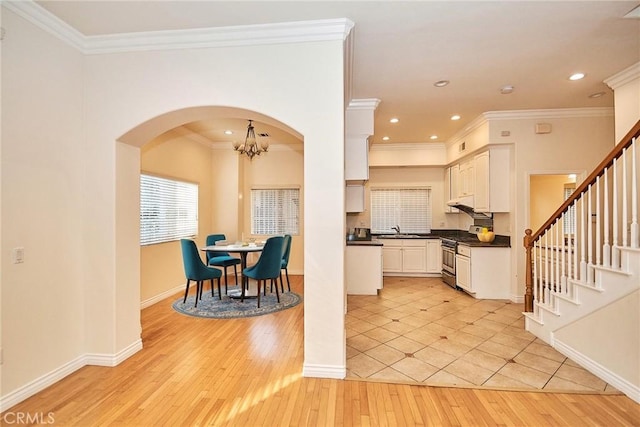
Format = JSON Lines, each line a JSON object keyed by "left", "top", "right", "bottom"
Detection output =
{"left": 4, "top": 276, "right": 639, "bottom": 426}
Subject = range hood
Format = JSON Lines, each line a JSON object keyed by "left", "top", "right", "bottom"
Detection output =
{"left": 447, "top": 195, "right": 492, "bottom": 219}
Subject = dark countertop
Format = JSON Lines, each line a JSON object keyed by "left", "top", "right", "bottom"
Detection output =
{"left": 346, "top": 240, "right": 384, "bottom": 247}
{"left": 371, "top": 229, "right": 511, "bottom": 247}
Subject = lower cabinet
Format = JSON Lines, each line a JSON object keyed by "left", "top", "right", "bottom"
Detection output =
{"left": 346, "top": 244, "right": 383, "bottom": 295}
{"left": 380, "top": 239, "right": 441, "bottom": 276}
{"left": 456, "top": 244, "right": 510, "bottom": 299}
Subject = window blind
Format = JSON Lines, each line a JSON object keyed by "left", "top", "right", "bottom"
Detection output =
{"left": 370, "top": 188, "right": 432, "bottom": 234}
{"left": 140, "top": 174, "right": 198, "bottom": 245}
{"left": 251, "top": 188, "right": 300, "bottom": 235}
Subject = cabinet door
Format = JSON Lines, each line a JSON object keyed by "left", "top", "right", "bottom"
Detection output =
{"left": 474, "top": 151, "right": 490, "bottom": 212}
{"left": 402, "top": 246, "right": 427, "bottom": 273}
{"left": 426, "top": 240, "right": 442, "bottom": 273}
{"left": 444, "top": 167, "right": 459, "bottom": 213}
{"left": 382, "top": 247, "right": 403, "bottom": 272}
{"left": 459, "top": 160, "right": 474, "bottom": 196}
{"left": 346, "top": 185, "right": 365, "bottom": 213}
{"left": 455, "top": 254, "right": 472, "bottom": 291}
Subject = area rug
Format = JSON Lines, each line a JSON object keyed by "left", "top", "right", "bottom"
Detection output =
{"left": 172, "top": 289, "right": 302, "bottom": 319}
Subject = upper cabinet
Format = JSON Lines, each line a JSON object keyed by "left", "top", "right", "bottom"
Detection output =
{"left": 345, "top": 136, "right": 370, "bottom": 181}
{"left": 473, "top": 146, "right": 510, "bottom": 212}
{"left": 345, "top": 99, "right": 380, "bottom": 182}
{"left": 445, "top": 146, "right": 511, "bottom": 213}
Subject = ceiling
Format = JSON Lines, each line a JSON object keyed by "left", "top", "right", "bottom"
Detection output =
{"left": 36, "top": 1, "right": 640, "bottom": 147}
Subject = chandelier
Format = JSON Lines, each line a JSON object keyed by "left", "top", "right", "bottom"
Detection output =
{"left": 233, "top": 120, "right": 268, "bottom": 160}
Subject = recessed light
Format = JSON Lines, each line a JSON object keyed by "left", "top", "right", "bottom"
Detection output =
{"left": 430, "top": 135, "right": 438, "bottom": 140}
{"left": 589, "top": 91, "right": 606, "bottom": 99}
{"left": 390, "top": 118, "right": 399, "bottom": 123}
{"left": 224, "top": 130, "right": 233, "bottom": 135}
{"left": 382, "top": 136, "right": 390, "bottom": 141}
{"left": 500, "top": 85, "right": 514, "bottom": 94}
{"left": 434, "top": 80, "right": 450, "bottom": 87}
{"left": 451, "top": 115, "right": 461, "bottom": 121}
{"left": 569, "top": 73, "right": 585, "bottom": 81}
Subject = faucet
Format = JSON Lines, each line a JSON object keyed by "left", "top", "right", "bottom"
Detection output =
{"left": 391, "top": 225, "right": 400, "bottom": 234}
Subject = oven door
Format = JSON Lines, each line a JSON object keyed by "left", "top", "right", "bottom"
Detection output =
{"left": 441, "top": 244, "right": 456, "bottom": 287}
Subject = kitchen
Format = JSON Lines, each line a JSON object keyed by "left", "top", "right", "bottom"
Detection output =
{"left": 345, "top": 107, "right": 514, "bottom": 301}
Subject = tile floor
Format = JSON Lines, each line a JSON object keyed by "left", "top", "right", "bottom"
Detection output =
{"left": 346, "top": 277, "right": 618, "bottom": 393}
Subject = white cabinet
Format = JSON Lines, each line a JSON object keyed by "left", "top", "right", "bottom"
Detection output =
{"left": 382, "top": 244, "right": 403, "bottom": 272}
{"left": 473, "top": 147, "right": 510, "bottom": 213}
{"left": 345, "top": 137, "right": 369, "bottom": 181}
{"left": 444, "top": 166, "right": 459, "bottom": 213}
{"left": 455, "top": 244, "right": 510, "bottom": 299}
{"left": 426, "top": 239, "right": 442, "bottom": 273}
{"left": 402, "top": 240, "right": 427, "bottom": 273}
{"left": 346, "top": 184, "right": 365, "bottom": 213}
{"left": 346, "top": 244, "right": 383, "bottom": 295}
{"left": 458, "top": 159, "right": 474, "bottom": 197}
{"left": 380, "top": 238, "right": 440, "bottom": 276}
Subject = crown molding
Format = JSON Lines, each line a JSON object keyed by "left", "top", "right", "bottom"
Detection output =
{"left": 3, "top": 1, "right": 355, "bottom": 54}
{"left": 604, "top": 62, "right": 640, "bottom": 90}
{"left": 347, "top": 99, "right": 381, "bottom": 111}
{"left": 370, "top": 142, "right": 445, "bottom": 152}
{"left": 482, "top": 107, "right": 614, "bottom": 121}
{"left": 3, "top": 0, "right": 86, "bottom": 51}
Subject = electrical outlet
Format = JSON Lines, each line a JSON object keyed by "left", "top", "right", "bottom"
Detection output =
{"left": 12, "top": 247, "right": 24, "bottom": 264}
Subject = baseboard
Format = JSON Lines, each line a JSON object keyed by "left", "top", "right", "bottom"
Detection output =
{"left": 552, "top": 334, "right": 640, "bottom": 404}
{"left": 302, "top": 363, "right": 346, "bottom": 379}
{"left": 0, "top": 340, "right": 143, "bottom": 412}
{"left": 140, "top": 285, "right": 184, "bottom": 309}
{"left": 84, "top": 339, "right": 143, "bottom": 367}
{"left": 511, "top": 293, "right": 524, "bottom": 304}
{"left": 0, "top": 355, "right": 85, "bottom": 412}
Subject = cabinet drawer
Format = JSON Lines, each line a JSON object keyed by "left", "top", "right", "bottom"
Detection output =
{"left": 403, "top": 239, "right": 426, "bottom": 247}
{"left": 457, "top": 245, "right": 471, "bottom": 257}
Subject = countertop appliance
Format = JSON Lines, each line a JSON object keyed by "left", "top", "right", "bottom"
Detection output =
{"left": 347, "top": 227, "right": 371, "bottom": 241}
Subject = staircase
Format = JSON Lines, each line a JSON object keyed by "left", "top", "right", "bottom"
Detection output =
{"left": 522, "top": 121, "right": 640, "bottom": 401}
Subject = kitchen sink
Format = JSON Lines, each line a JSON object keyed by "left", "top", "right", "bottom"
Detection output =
{"left": 379, "top": 234, "right": 422, "bottom": 239}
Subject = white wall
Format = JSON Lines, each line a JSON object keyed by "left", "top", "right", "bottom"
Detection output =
{"left": 1, "top": 8, "right": 351, "bottom": 407}
{"left": 1, "top": 8, "right": 85, "bottom": 395}
{"left": 605, "top": 62, "right": 640, "bottom": 142}
{"left": 496, "top": 113, "right": 615, "bottom": 301}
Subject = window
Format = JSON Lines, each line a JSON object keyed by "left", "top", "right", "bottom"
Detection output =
{"left": 563, "top": 185, "right": 576, "bottom": 235}
{"left": 251, "top": 188, "right": 300, "bottom": 235}
{"left": 140, "top": 174, "right": 198, "bottom": 245}
{"left": 370, "top": 187, "right": 432, "bottom": 234}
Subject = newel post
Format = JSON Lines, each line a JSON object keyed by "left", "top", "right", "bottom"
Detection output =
{"left": 523, "top": 229, "right": 534, "bottom": 312}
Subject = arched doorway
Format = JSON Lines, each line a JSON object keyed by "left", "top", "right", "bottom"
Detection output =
{"left": 124, "top": 106, "right": 305, "bottom": 310}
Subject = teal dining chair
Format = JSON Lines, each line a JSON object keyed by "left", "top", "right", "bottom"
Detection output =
{"left": 180, "top": 239, "right": 223, "bottom": 307}
{"left": 243, "top": 236, "right": 285, "bottom": 308}
{"left": 206, "top": 234, "right": 241, "bottom": 294}
{"left": 280, "top": 234, "right": 292, "bottom": 292}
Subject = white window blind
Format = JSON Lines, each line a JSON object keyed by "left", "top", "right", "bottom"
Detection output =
{"left": 371, "top": 188, "right": 432, "bottom": 234}
{"left": 251, "top": 188, "right": 300, "bottom": 235}
{"left": 140, "top": 174, "right": 198, "bottom": 245}
{"left": 563, "top": 186, "right": 576, "bottom": 235}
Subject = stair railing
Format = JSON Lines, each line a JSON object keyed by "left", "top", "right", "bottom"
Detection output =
{"left": 523, "top": 120, "right": 640, "bottom": 312}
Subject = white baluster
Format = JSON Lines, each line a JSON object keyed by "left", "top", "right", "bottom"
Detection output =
{"left": 587, "top": 185, "right": 594, "bottom": 284}
{"left": 573, "top": 200, "right": 578, "bottom": 282}
{"left": 580, "top": 195, "right": 587, "bottom": 282}
{"left": 533, "top": 240, "right": 539, "bottom": 306}
{"left": 596, "top": 176, "right": 601, "bottom": 268}
{"left": 623, "top": 147, "right": 628, "bottom": 248}
{"left": 603, "top": 167, "right": 611, "bottom": 267}
{"left": 561, "top": 214, "right": 567, "bottom": 294}
{"left": 545, "top": 233, "right": 550, "bottom": 304}
{"left": 613, "top": 157, "right": 620, "bottom": 269}
{"left": 555, "top": 220, "right": 560, "bottom": 293}
{"left": 631, "top": 139, "right": 638, "bottom": 248}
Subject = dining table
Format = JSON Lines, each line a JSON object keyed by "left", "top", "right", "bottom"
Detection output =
{"left": 202, "top": 243, "right": 264, "bottom": 301}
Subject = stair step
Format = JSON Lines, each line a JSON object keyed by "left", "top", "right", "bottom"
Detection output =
{"left": 523, "top": 312, "right": 543, "bottom": 325}
{"left": 535, "top": 301, "right": 560, "bottom": 317}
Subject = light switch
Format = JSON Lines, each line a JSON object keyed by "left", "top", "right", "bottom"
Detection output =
{"left": 12, "top": 247, "right": 24, "bottom": 264}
